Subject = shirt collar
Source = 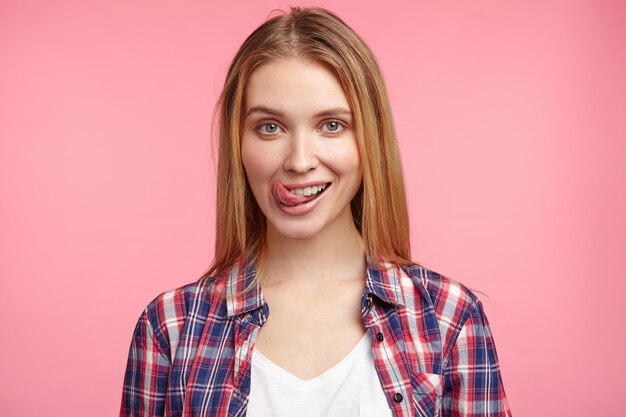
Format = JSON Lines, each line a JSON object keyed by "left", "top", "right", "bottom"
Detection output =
{"left": 224, "top": 256, "right": 406, "bottom": 317}
{"left": 364, "top": 258, "right": 406, "bottom": 306}
{"left": 225, "top": 256, "right": 264, "bottom": 317}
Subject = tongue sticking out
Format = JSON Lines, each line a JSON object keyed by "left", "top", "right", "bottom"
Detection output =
{"left": 272, "top": 183, "right": 320, "bottom": 206}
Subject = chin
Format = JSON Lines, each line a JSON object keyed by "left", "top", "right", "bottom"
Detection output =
{"left": 271, "top": 224, "right": 324, "bottom": 240}
{"left": 267, "top": 217, "right": 328, "bottom": 240}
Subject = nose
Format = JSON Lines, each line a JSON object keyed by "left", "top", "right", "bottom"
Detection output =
{"left": 282, "top": 130, "right": 319, "bottom": 174}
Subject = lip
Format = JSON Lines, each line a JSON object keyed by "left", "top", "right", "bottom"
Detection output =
{"left": 272, "top": 180, "right": 332, "bottom": 216}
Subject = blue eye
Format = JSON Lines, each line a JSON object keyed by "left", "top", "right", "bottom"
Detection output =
{"left": 258, "top": 122, "right": 282, "bottom": 135}
{"left": 322, "top": 121, "right": 344, "bottom": 133}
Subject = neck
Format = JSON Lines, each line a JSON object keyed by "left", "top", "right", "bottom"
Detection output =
{"left": 260, "top": 211, "right": 366, "bottom": 290}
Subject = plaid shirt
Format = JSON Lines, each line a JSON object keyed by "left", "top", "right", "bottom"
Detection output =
{"left": 120, "top": 257, "right": 511, "bottom": 417}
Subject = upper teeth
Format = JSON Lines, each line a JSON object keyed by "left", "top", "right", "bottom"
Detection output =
{"left": 291, "top": 184, "right": 328, "bottom": 196}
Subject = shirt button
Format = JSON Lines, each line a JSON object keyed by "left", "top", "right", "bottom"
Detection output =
{"left": 365, "top": 299, "right": 372, "bottom": 308}
{"left": 393, "top": 393, "right": 403, "bottom": 403}
{"left": 376, "top": 332, "right": 384, "bottom": 342}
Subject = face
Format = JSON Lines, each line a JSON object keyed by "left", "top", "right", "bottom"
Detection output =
{"left": 241, "top": 58, "right": 362, "bottom": 240}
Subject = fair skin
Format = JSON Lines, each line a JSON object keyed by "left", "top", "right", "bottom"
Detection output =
{"left": 241, "top": 58, "right": 367, "bottom": 380}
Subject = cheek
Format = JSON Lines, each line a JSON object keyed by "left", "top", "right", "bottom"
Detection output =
{"left": 328, "top": 141, "right": 361, "bottom": 177}
{"left": 241, "top": 138, "right": 267, "bottom": 183}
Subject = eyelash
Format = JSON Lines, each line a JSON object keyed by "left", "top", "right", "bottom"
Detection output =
{"left": 320, "top": 120, "right": 346, "bottom": 133}
{"left": 254, "top": 120, "right": 348, "bottom": 137}
{"left": 256, "top": 121, "right": 283, "bottom": 135}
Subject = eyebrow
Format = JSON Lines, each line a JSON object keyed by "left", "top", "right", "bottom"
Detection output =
{"left": 245, "top": 106, "right": 352, "bottom": 118}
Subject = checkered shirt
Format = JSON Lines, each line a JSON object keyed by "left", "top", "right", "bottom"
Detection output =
{"left": 120, "top": 257, "right": 512, "bottom": 417}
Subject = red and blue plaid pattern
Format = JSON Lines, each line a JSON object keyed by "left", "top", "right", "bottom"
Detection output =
{"left": 120, "top": 257, "right": 511, "bottom": 416}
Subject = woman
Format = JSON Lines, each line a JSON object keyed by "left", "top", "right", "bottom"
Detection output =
{"left": 120, "top": 7, "right": 511, "bottom": 417}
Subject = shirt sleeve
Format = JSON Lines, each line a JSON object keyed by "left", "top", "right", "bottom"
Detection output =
{"left": 120, "top": 309, "right": 171, "bottom": 417}
{"left": 441, "top": 301, "right": 512, "bottom": 417}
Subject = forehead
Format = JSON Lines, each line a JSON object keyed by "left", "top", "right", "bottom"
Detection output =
{"left": 244, "top": 58, "right": 350, "bottom": 114}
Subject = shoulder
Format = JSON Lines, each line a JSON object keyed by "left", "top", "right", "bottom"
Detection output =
{"left": 404, "top": 263, "right": 480, "bottom": 316}
{"left": 140, "top": 274, "right": 229, "bottom": 349}
{"left": 401, "top": 263, "right": 482, "bottom": 351}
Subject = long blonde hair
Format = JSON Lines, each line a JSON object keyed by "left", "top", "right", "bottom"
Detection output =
{"left": 205, "top": 7, "right": 412, "bottom": 278}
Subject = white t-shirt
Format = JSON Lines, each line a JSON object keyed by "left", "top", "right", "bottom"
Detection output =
{"left": 247, "top": 331, "right": 393, "bottom": 417}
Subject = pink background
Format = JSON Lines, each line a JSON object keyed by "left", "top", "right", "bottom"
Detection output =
{"left": 1, "top": 0, "right": 625, "bottom": 416}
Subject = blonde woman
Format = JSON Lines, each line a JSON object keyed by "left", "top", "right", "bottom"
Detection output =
{"left": 120, "top": 8, "right": 511, "bottom": 417}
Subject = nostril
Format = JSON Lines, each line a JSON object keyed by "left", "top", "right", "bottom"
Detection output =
{"left": 283, "top": 155, "right": 320, "bottom": 173}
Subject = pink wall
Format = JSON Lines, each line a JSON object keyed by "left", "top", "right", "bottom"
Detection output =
{"left": 1, "top": 1, "right": 625, "bottom": 416}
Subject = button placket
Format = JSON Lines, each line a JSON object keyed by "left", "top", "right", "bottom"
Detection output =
{"left": 367, "top": 308, "right": 412, "bottom": 417}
